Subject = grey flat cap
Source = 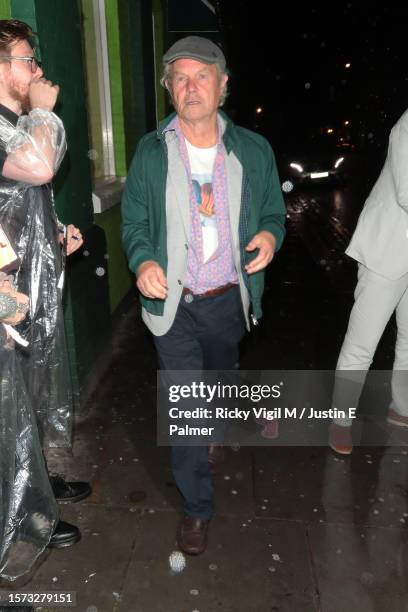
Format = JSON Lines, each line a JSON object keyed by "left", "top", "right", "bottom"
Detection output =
{"left": 163, "top": 36, "right": 226, "bottom": 71}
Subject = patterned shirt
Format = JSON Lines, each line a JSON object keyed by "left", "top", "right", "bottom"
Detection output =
{"left": 165, "top": 116, "right": 238, "bottom": 294}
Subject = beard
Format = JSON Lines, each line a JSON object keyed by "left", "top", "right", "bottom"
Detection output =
{"left": 8, "top": 79, "right": 30, "bottom": 113}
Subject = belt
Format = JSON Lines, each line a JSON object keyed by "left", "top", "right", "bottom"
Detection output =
{"left": 182, "top": 282, "right": 237, "bottom": 300}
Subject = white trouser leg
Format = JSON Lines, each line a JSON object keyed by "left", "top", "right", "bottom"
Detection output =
{"left": 390, "top": 283, "right": 408, "bottom": 415}
{"left": 333, "top": 265, "right": 408, "bottom": 426}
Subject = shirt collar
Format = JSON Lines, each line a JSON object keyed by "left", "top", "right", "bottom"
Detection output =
{"left": 164, "top": 113, "right": 226, "bottom": 149}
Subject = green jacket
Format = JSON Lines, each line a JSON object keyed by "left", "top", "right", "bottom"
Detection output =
{"left": 122, "top": 112, "right": 286, "bottom": 321}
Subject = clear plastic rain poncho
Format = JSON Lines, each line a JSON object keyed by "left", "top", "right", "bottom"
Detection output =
{"left": 0, "top": 325, "right": 58, "bottom": 580}
{"left": 0, "top": 108, "right": 72, "bottom": 448}
{"left": 0, "top": 108, "right": 69, "bottom": 579}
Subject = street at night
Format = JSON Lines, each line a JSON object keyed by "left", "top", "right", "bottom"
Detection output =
{"left": 9, "top": 166, "right": 407, "bottom": 611}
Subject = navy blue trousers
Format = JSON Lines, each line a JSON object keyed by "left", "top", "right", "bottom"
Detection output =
{"left": 154, "top": 285, "right": 245, "bottom": 519}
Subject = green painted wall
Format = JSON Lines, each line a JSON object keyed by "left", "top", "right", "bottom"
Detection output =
{"left": 95, "top": 204, "right": 131, "bottom": 311}
{"left": 79, "top": 0, "right": 105, "bottom": 178}
{"left": 32, "top": 0, "right": 94, "bottom": 229}
{"left": 0, "top": 0, "right": 11, "bottom": 19}
{"left": 105, "top": 0, "right": 126, "bottom": 176}
{"left": 10, "top": 0, "right": 35, "bottom": 28}
{"left": 119, "top": 0, "right": 156, "bottom": 165}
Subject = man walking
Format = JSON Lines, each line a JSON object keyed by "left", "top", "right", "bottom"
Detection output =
{"left": 122, "top": 36, "right": 286, "bottom": 554}
{"left": 329, "top": 107, "right": 408, "bottom": 454}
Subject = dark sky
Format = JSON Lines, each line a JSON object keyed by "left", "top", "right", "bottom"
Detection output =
{"left": 217, "top": 2, "right": 408, "bottom": 152}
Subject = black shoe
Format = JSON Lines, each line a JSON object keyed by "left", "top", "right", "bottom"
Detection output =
{"left": 50, "top": 474, "right": 92, "bottom": 503}
{"left": 48, "top": 520, "right": 81, "bottom": 549}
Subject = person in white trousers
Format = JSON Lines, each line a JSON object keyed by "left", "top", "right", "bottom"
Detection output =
{"left": 329, "top": 107, "right": 408, "bottom": 454}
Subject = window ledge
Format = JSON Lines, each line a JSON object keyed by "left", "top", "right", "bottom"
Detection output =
{"left": 92, "top": 175, "right": 126, "bottom": 214}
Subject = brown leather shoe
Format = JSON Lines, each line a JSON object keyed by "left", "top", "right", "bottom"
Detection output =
{"left": 177, "top": 516, "right": 209, "bottom": 555}
{"left": 208, "top": 444, "right": 225, "bottom": 475}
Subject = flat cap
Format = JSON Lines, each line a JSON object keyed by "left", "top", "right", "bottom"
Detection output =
{"left": 163, "top": 35, "right": 226, "bottom": 71}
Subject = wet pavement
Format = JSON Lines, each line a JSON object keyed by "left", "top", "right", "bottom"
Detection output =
{"left": 1, "top": 171, "right": 408, "bottom": 612}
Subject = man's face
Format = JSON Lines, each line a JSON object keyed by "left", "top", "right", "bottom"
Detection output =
{"left": 1, "top": 39, "right": 43, "bottom": 111}
{"left": 168, "top": 58, "right": 227, "bottom": 123}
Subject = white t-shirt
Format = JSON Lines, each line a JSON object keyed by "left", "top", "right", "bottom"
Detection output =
{"left": 185, "top": 138, "right": 218, "bottom": 263}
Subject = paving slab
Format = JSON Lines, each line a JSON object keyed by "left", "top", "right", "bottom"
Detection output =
{"left": 309, "top": 522, "right": 408, "bottom": 612}
{"left": 119, "top": 513, "right": 318, "bottom": 612}
{"left": 253, "top": 447, "right": 408, "bottom": 527}
{"left": 1, "top": 504, "right": 139, "bottom": 612}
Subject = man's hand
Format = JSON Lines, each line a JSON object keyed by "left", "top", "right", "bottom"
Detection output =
{"left": 29, "top": 77, "right": 60, "bottom": 112}
{"left": 136, "top": 260, "right": 168, "bottom": 299}
{"left": 65, "top": 224, "right": 83, "bottom": 255}
{"left": 245, "top": 230, "right": 276, "bottom": 274}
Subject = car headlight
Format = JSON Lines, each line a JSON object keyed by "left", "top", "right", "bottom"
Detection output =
{"left": 290, "top": 162, "right": 304, "bottom": 173}
{"left": 334, "top": 157, "right": 344, "bottom": 169}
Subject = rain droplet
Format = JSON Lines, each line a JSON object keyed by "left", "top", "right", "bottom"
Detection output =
{"left": 169, "top": 551, "right": 186, "bottom": 573}
{"left": 282, "top": 180, "right": 294, "bottom": 193}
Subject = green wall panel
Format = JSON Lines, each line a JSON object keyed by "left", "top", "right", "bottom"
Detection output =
{"left": 63, "top": 225, "right": 111, "bottom": 392}
{"left": 0, "top": 1, "right": 11, "bottom": 19}
{"left": 31, "top": 0, "right": 94, "bottom": 229}
{"left": 95, "top": 204, "right": 132, "bottom": 311}
{"left": 105, "top": 0, "right": 126, "bottom": 176}
{"left": 79, "top": 0, "right": 105, "bottom": 178}
{"left": 119, "top": 0, "right": 156, "bottom": 165}
{"left": 10, "top": 0, "right": 35, "bottom": 28}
